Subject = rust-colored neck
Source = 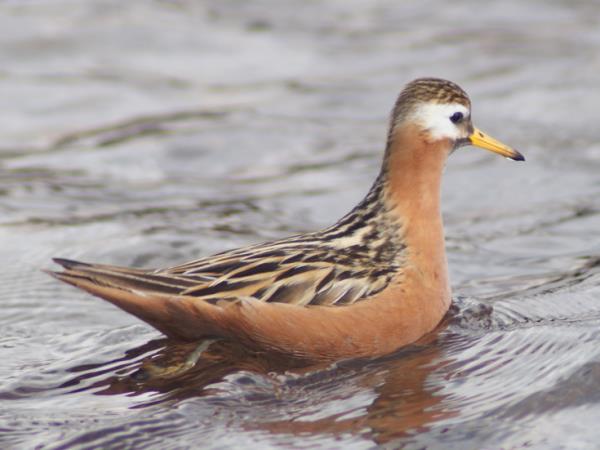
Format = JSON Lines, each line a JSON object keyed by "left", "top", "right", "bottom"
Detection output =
{"left": 383, "top": 124, "right": 452, "bottom": 304}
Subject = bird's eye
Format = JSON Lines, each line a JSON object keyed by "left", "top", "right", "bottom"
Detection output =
{"left": 450, "top": 112, "right": 464, "bottom": 124}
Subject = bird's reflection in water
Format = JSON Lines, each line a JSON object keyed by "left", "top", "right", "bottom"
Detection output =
{"left": 60, "top": 322, "right": 457, "bottom": 445}
{"left": 251, "top": 336, "right": 457, "bottom": 445}
{"left": 61, "top": 338, "right": 311, "bottom": 404}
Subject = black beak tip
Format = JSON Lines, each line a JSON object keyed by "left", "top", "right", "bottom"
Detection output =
{"left": 511, "top": 151, "right": 526, "bottom": 162}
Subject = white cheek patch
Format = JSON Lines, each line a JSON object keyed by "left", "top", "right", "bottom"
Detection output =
{"left": 411, "top": 103, "right": 470, "bottom": 141}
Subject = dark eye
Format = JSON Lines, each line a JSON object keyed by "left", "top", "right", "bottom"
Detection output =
{"left": 450, "top": 112, "right": 464, "bottom": 124}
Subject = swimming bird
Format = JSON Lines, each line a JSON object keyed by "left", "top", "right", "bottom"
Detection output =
{"left": 48, "top": 78, "right": 524, "bottom": 361}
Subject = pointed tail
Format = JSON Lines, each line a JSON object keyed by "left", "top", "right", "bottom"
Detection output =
{"left": 46, "top": 258, "right": 228, "bottom": 341}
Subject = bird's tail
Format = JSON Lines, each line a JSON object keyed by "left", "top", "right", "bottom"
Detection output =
{"left": 46, "top": 258, "right": 228, "bottom": 341}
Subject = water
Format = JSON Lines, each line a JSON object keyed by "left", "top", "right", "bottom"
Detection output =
{"left": 2, "top": 0, "right": 600, "bottom": 448}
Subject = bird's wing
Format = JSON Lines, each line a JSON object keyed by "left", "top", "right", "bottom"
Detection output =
{"left": 50, "top": 238, "right": 394, "bottom": 308}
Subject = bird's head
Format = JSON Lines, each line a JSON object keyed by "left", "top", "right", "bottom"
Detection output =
{"left": 389, "top": 78, "right": 524, "bottom": 161}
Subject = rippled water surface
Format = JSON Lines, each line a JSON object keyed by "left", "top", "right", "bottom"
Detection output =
{"left": 2, "top": 1, "right": 600, "bottom": 449}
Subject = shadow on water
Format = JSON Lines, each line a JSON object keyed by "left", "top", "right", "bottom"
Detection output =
{"left": 60, "top": 338, "right": 313, "bottom": 405}
{"left": 249, "top": 343, "right": 457, "bottom": 447}
{"left": 56, "top": 317, "right": 459, "bottom": 445}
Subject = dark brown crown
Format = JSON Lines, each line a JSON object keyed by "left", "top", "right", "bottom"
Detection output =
{"left": 391, "top": 78, "right": 471, "bottom": 124}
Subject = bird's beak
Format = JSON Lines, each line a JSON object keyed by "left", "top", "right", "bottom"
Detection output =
{"left": 469, "top": 128, "right": 525, "bottom": 161}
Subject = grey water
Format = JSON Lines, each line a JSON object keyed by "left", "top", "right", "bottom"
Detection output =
{"left": 2, "top": 0, "right": 600, "bottom": 448}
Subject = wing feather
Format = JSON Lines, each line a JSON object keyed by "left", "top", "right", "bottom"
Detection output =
{"left": 53, "top": 231, "right": 398, "bottom": 308}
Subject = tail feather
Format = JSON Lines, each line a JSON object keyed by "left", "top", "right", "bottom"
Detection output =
{"left": 50, "top": 258, "right": 199, "bottom": 294}
{"left": 46, "top": 258, "right": 230, "bottom": 341}
{"left": 53, "top": 257, "right": 148, "bottom": 274}
{"left": 52, "top": 258, "right": 93, "bottom": 270}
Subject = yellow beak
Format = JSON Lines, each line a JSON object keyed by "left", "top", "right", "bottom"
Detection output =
{"left": 469, "top": 128, "right": 525, "bottom": 161}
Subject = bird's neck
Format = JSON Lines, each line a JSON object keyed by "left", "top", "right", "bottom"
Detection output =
{"left": 380, "top": 125, "right": 451, "bottom": 302}
{"left": 317, "top": 124, "right": 451, "bottom": 304}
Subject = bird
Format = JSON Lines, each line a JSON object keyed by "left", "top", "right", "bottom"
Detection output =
{"left": 47, "top": 78, "right": 524, "bottom": 361}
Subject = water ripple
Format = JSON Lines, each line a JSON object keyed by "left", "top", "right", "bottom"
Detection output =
{"left": 3, "top": 0, "right": 600, "bottom": 448}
